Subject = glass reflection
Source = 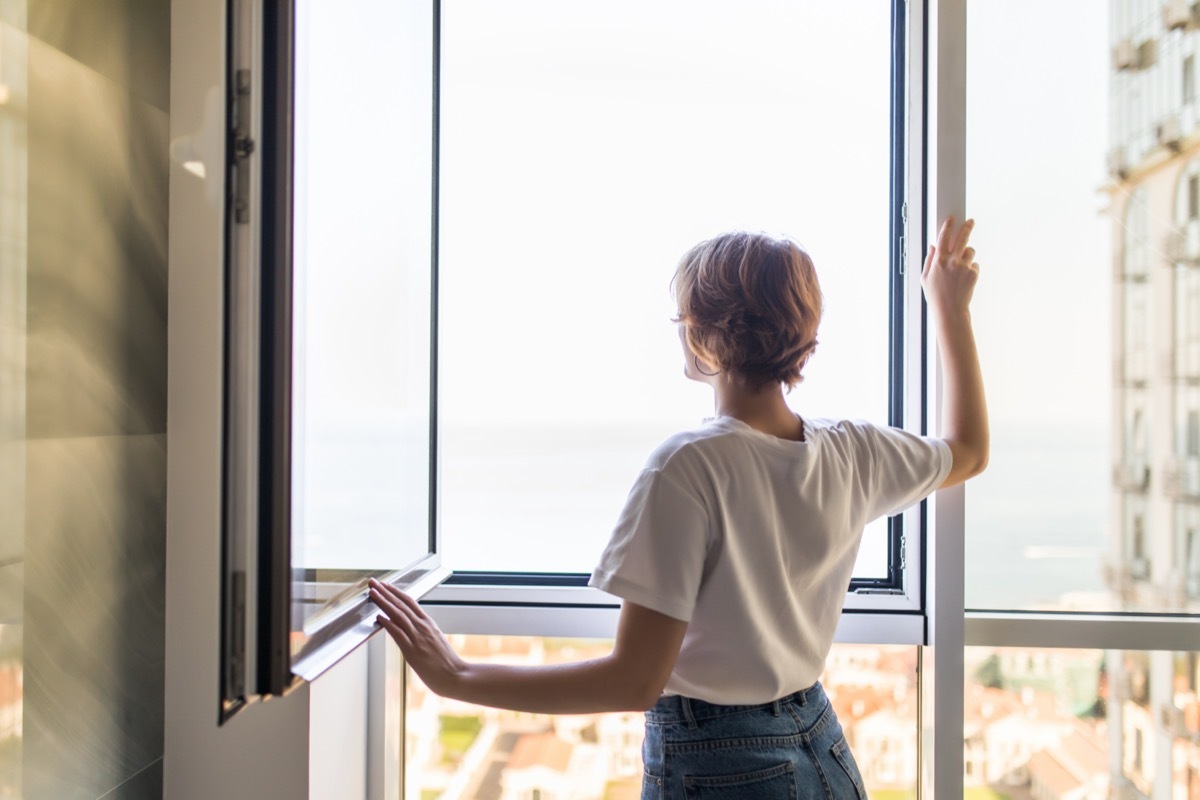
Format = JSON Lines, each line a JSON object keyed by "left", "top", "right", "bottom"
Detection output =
{"left": 0, "top": 12, "right": 24, "bottom": 799}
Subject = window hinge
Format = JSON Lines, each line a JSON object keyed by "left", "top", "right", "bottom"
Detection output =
{"left": 899, "top": 531, "right": 907, "bottom": 571}
{"left": 232, "top": 68, "right": 255, "bottom": 225}
{"left": 898, "top": 201, "right": 908, "bottom": 275}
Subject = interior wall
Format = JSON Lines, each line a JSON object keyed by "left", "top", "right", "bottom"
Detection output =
{"left": 1, "top": 0, "right": 171, "bottom": 797}
{"left": 0, "top": 0, "right": 28, "bottom": 795}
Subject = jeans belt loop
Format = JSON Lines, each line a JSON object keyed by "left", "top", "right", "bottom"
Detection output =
{"left": 681, "top": 696, "right": 698, "bottom": 730}
{"left": 772, "top": 698, "right": 782, "bottom": 717}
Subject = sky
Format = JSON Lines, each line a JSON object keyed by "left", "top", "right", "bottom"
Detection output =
{"left": 435, "top": 0, "right": 894, "bottom": 428}
{"left": 298, "top": 0, "right": 1114, "bottom": 431}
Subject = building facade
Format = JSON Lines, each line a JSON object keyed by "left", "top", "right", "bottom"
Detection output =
{"left": 1109, "top": 1, "right": 1200, "bottom": 797}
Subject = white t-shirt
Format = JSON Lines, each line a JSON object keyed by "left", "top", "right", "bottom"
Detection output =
{"left": 588, "top": 415, "right": 951, "bottom": 705}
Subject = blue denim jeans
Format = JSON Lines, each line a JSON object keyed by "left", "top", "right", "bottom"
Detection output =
{"left": 641, "top": 682, "right": 867, "bottom": 799}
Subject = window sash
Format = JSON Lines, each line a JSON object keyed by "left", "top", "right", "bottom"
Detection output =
{"left": 432, "top": 0, "right": 920, "bottom": 606}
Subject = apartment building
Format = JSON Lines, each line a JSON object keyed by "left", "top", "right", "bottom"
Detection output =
{"left": 1109, "top": 1, "right": 1200, "bottom": 796}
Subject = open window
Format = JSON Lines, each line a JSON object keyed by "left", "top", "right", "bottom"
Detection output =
{"left": 221, "top": 0, "right": 444, "bottom": 708}
{"left": 220, "top": 0, "right": 922, "bottom": 711}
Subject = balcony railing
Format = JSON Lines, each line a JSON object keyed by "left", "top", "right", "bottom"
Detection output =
{"left": 1163, "top": 456, "right": 1200, "bottom": 499}
{"left": 1113, "top": 460, "right": 1151, "bottom": 491}
{"left": 1159, "top": 350, "right": 1200, "bottom": 382}
{"left": 1115, "top": 352, "right": 1151, "bottom": 385}
{"left": 1163, "top": 223, "right": 1200, "bottom": 266}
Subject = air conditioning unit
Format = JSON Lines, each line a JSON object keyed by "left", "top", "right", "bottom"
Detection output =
{"left": 1165, "top": 226, "right": 1186, "bottom": 262}
{"left": 1131, "top": 557, "right": 1151, "bottom": 581}
{"left": 1113, "top": 461, "right": 1151, "bottom": 490}
{"left": 1108, "top": 147, "right": 1130, "bottom": 180}
{"left": 1138, "top": 38, "right": 1159, "bottom": 69}
{"left": 1164, "top": 0, "right": 1195, "bottom": 30}
{"left": 1158, "top": 114, "right": 1183, "bottom": 149}
{"left": 1160, "top": 703, "right": 1187, "bottom": 734}
{"left": 1114, "top": 38, "right": 1138, "bottom": 70}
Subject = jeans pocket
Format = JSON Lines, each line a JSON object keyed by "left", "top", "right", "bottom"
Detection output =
{"left": 830, "top": 735, "right": 868, "bottom": 800}
{"left": 682, "top": 761, "right": 796, "bottom": 799}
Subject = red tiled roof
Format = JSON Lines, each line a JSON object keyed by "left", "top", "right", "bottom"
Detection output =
{"left": 507, "top": 733, "right": 573, "bottom": 773}
{"left": 1059, "top": 722, "right": 1107, "bottom": 776}
{"left": 1028, "top": 750, "right": 1082, "bottom": 796}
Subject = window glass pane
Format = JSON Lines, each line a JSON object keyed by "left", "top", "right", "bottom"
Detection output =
{"left": 404, "top": 638, "right": 917, "bottom": 798}
{"left": 966, "top": 646, "right": 1200, "bottom": 797}
{"left": 440, "top": 0, "right": 894, "bottom": 576}
{"left": 290, "top": 0, "right": 435, "bottom": 635}
{"left": 963, "top": 1, "right": 1200, "bottom": 613}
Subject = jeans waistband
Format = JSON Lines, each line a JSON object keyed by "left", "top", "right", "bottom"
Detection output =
{"left": 645, "top": 681, "right": 825, "bottom": 725}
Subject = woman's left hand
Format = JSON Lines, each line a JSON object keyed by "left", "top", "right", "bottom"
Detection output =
{"left": 369, "top": 578, "right": 465, "bottom": 696}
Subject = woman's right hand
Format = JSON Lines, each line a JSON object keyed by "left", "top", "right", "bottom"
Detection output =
{"left": 921, "top": 216, "right": 979, "bottom": 320}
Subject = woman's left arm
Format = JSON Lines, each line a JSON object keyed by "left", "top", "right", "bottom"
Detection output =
{"left": 369, "top": 578, "right": 687, "bottom": 714}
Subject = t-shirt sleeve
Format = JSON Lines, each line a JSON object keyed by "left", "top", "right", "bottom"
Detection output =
{"left": 588, "top": 466, "right": 709, "bottom": 623}
{"left": 858, "top": 423, "right": 953, "bottom": 521}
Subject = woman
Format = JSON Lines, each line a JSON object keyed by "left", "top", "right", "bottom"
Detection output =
{"left": 370, "top": 216, "right": 987, "bottom": 799}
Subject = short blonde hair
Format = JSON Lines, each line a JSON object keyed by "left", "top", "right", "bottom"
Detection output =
{"left": 672, "top": 232, "right": 822, "bottom": 390}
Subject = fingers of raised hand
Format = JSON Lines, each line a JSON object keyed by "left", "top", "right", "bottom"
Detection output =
{"left": 936, "top": 216, "right": 956, "bottom": 253}
{"left": 927, "top": 218, "right": 977, "bottom": 273}
{"left": 952, "top": 218, "right": 975, "bottom": 253}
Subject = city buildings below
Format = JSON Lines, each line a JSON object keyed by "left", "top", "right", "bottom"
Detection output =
{"left": 404, "top": 641, "right": 1130, "bottom": 799}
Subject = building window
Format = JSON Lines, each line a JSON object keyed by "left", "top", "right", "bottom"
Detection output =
{"left": 1188, "top": 528, "right": 1200, "bottom": 598}
{"left": 1133, "top": 727, "right": 1144, "bottom": 772}
{"left": 1186, "top": 55, "right": 1195, "bottom": 105}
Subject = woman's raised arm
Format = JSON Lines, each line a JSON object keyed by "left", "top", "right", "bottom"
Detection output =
{"left": 921, "top": 216, "right": 989, "bottom": 488}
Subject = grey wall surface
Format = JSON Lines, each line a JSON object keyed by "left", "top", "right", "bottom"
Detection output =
{"left": 1, "top": 0, "right": 171, "bottom": 797}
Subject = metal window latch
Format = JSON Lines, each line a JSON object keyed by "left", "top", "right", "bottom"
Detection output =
{"left": 232, "top": 68, "right": 255, "bottom": 224}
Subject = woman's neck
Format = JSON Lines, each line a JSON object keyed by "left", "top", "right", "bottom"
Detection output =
{"left": 713, "top": 380, "right": 804, "bottom": 442}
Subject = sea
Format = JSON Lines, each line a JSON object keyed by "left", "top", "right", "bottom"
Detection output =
{"left": 296, "top": 417, "right": 1114, "bottom": 613}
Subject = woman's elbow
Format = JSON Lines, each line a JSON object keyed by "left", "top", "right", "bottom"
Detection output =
{"left": 946, "top": 438, "right": 988, "bottom": 481}
{"left": 614, "top": 671, "right": 668, "bottom": 712}
{"left": 613, "top": 679, "right": 664, "bottom": 712}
